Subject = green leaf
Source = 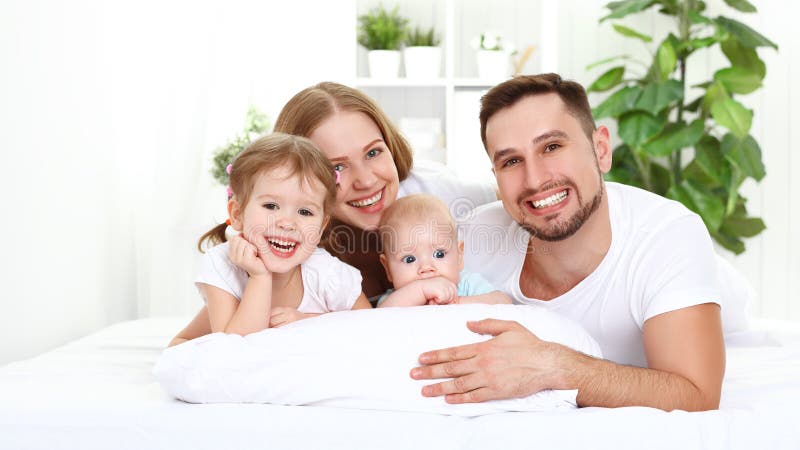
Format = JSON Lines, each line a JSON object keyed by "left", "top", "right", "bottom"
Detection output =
{"left": 588, "top": 66, "right": 626, "bottom": 92}
{"left": 714, "top": 67, "right": 762, "bottom": 94}
{"left": 692, "top": 135, "right": 728, "bottom": 185}
{"left": 723, "top": 0, "right": 757, "bottom": 14}
{"left": 702, "top": 81, "right": 729, "bottom": 114}
{"left": 689, "top": 36, "right": 717, "bottom": 50}
{"left": 633, "top": 80, "right": 684, "bottom": 115}
{"left": 720, "top": 216, "right": 765, "bottom": 238}
{"left": 720, "top": 38, "right": 766, "bottom": 78}
{"left": 711, "top": 98, "right": 752, "bottom": 138}
{"left": 618, "top": 111, "right": 666, "bottom": 148}
{"left": 601, "top": 0, "right": 655, "bottom": 22}
{"left": 684, "top": 95, "right": 704, "bottom": 112}
{"left": 715, "top": 16, "right": 778, "bottom": 50}
{"left": 712, "top": 230, "right": 746, "bottom": 254}
{"left": 642, "top": 119, "right": 705, "bottom": 157}
{"left": 593, "top": 86, "right": 643, "bottom": 119}
{"left": 721, "top": 133, "right": 766, "bottom": 181}
{"left": 585, "top": 55, "right": 631, "bottom": 71}
{"left": 612, "top": 24, "right": 653, "bottom": 42}
{"left": 688, "top": 11, "right": 712, "bottom": 24}
{"left": 655, "top": 38, "right": 677, "bottom": 81}
{"left": 648, "top": 161, "right": 672, "bottom": 196}
{"left": 667, "top": 180, "right": 725, "bottom": 231}
{"left": 683, "top": 160, "right": 721, "bottom": 188}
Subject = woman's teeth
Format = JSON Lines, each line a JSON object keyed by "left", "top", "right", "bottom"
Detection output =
{"left": 268, "top": 238, "right": 297, "bottom": 253}
{"left": 348, "top": 190, "right": 382, "bottom": 208}
{"left": 532, "top": 190, "right": 567, "bottom": 209}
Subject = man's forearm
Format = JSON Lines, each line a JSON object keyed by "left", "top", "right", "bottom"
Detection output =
{"left": 565, "top": 346, "right": 719, "bottom": 411}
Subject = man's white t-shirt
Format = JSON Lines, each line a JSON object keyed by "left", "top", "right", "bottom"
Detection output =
{"left": 461, "top": 182, "right": 722, "bottom": 367}
{"left": 195, "top": 243, "right": 362, "bottom": 313}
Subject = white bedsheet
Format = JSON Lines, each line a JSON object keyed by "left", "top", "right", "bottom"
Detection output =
{"left": 1, "top": 317, "right": 799, "bottom": 450}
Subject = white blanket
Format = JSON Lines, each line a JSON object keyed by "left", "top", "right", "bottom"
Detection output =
{"left": 154, "top": 304, "right": 602, "bottom": 416}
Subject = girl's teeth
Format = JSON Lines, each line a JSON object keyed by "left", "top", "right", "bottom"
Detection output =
{"left": 268, "top": 239, "right": 296, "bottom": 252}
{"left": 348, "top": 190, "right": 382, "bottom": 208}
{"left": 532, "top": 190, "right": 567, "bottom": 209}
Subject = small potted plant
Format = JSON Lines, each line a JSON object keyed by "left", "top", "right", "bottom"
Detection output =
{"left": 211, "top": 106, "right": 270, "bottom": 190}
{"left": 357, "top": 4, "right": 408, "bottom": 78}
{"left": 403, "top": 26, "right": 442, "bottom": 79}
{"left": 470, "top": 31, "right": 516, "bottom": 80}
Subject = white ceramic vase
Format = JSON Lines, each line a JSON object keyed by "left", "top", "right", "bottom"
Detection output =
{"left": 476, "top": 50, "right": 510, "bottom": 80}
{"left": 368, "top": 50, "right": 401, "bottom": 78}
{"left": 403, "top": 46, "right": 442, "bottom": 79}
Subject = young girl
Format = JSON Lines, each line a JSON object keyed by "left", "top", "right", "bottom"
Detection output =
{"left": 169, "top": 133, "right": 372, "bottom": 346}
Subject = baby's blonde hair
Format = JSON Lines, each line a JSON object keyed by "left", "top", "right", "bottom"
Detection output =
{"left": 379, "top": 194, "right": 456, "bottom": 255}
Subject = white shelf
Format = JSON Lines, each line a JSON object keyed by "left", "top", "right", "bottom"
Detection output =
{"left": 355, "top": 77, "right": 448, "bottom": 87}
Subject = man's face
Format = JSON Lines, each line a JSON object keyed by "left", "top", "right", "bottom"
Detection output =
{"left": 485, "top": 93, "right": 611, "bottom": 241}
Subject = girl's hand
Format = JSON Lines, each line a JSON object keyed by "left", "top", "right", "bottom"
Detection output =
{"left": 229, "top": 234, "right": 269, "bottom": 277}
{"left": 269, "top": 307, "right": 309, "bottom": 328}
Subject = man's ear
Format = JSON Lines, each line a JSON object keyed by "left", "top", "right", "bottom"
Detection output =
{"left": 379, "top": 253, "right": 392, "bottom": 283}
{"left": 593, "top": 125, "right": 612, "bottom": 173}
{"left": 227, "top": 198, "right": 244, "bottom": 231}
{"left": 457, "top": 240, "right": 465, "bottom": 271}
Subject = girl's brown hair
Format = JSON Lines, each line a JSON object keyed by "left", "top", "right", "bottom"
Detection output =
{"left": 274, "top": 81, "right": 413, "bottom": 181}
{"left": 197, "top": 133, "right": 337, "bottom": 252}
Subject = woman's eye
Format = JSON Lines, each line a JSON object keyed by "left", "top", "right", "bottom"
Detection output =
{"left": 262, "top": 202, "right": 278, "bottom": 210}
{"left": 402, "top": 255, "right": 416, "bottom": 264}
{"left": 298, "top": 208, "right": 313, "bottom": 217}
{"left": 333, "top": 163, "right": 345, "bottom": 172}
{"left": 366, "top": 148, "right": 382, "bottom": 158}
{"left": 433, "top": 249, "right": 446, "bottom": 259}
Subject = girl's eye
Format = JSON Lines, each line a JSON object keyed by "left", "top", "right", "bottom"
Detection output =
{"left": 401, "top": 255, "right": 416, "bottom": 264}
{"left": 262, "top": 202, "right": 278, "bottom": 210}
{"left": 298, "top": 208, "right": 313, "bottom": 217}
{"left": 433, "top": 249, "right": 446, "bottom": 259}
{"left": 333, "top": 163, "right": 345, "bottom": 172}
{"left": 544, "top": 143, "right": 560, "bottom": 153}
{"left": 366, "top": 148, "right": 382, "bottom": 158}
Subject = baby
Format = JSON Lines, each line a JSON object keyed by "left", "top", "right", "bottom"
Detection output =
{"left": 377, "top": 194, "right": 511, "bottom": 307}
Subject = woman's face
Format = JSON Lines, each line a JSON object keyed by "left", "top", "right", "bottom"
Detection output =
{"left": 309, "top": 110, "right": 400, "bottom": 231}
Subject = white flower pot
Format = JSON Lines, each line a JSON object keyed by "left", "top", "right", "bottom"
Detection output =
{"left": 403, "top": 46, "right": 442, "bottom": 79}
{"left": 476, "top": 50, "right": 510, "bottom": 80}
{"left": 367, "top": 50, "right": 401, "bottom": 78}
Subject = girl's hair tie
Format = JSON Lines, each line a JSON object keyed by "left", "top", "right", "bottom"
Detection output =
{"left": 226, "top": 163, "right": 233, "bottom": 175}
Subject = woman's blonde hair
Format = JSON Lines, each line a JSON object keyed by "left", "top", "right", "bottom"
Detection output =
{"left": 197, "top": 133, "right": 337, "bottom": 252}
{"left": 274, "top": 82, "right": 413, "bottom": 181}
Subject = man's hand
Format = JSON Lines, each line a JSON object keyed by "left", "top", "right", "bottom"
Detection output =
{"left": 410, "top": 318, "right": 570, "bottom": 403}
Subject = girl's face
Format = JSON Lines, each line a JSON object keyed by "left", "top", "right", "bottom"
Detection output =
{"left": 229, "top": 165, "right": 329, "bottom": 274}
{"left": 309, "top": 110, "right": 400, "bottom": 231}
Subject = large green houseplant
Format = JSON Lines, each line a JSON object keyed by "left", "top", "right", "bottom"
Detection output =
{"left": 587, "top": 0, "right": 777, "bottom": 254}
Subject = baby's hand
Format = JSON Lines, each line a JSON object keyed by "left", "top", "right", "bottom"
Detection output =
{"left": 269, "top": 307, "right": 307, "bottom": 328}
{"left": 229, "top": 234, "right": 269, "bottom": 277}
{"left": 418, "top": 277, "right": 458, "bottom": 305}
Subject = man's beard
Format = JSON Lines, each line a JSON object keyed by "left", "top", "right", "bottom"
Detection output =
{"left": 520, "top": 177, "right": 604, "bottom": 242}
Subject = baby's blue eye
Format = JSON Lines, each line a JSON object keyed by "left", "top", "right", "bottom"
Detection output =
{"left": 402, "top": 255, "right": 416, "bottom": 264}
{"left": 433, "top": 249, "right": 446, "bottom": 259}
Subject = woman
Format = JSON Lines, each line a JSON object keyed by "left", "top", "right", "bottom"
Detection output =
{"left": 169, "top": 83, "right": 496, "bottom": 345}
{"left": 274, "top": 82, "right": 497, "bottom": 299}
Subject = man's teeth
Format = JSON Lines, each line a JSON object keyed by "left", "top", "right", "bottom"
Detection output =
{"left": 268, "top": 238, "right": 296, "bottom": 253}
{"left": 348, "top": 190, "right": 382, "bottom": 208}
{"left": 532, "top": 190, "right": 568, "bottom": 209}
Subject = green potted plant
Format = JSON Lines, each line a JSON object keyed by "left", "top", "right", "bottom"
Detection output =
{"left": 587, "top": 0, "right": 777, "bottom": 254}
{"left": 357, "top": 4, "right": 408, "bottom": 78}
{"left": 403, "top": 26, "right": 442, "bottom": 79}
{"left": 470, "top": 30, "right": 515, "bottom": 80}
{"left": 210, "top": 106, "right": 270, "bottom": 190}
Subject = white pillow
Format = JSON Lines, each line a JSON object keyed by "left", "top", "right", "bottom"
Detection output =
{"left": 154, "top": 304, "right": 601, "bottom": 416}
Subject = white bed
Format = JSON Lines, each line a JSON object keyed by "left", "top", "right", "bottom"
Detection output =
{"left": 1, "top": 314, "right": 799, "bottom": 450}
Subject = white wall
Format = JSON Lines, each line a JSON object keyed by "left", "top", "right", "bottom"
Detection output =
{"left": 0, "top": 0, "right": 355, "bottom": 365}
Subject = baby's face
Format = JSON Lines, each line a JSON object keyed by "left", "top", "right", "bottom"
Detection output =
{"left": 380, "top": 213, "right": 463, "bottom": 290}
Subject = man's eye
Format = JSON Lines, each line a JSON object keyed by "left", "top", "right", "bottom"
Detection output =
{"left": 402, "top": 255, "right": 416, "bottom": 264}
{"left": 433, "top": 249, "right": 446, "bottom": 259}
{"left": 544, "top": 143, "right": 560, "bottom": 152}
{"left": 262, "top": 203, "right": 278, "bottom": 210}
{"left": 366, "top": 148, "right": 382, "bottom": 158}
{"left": 298, "top": 208, "right": 313, "bottom": 217}
{"left": 503, "top": 158, "right": 520, "bottom": 167}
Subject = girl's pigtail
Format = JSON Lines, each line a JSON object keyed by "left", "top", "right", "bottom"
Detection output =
{"left": 197, "top": 222, "right": 229, "bottom": 253}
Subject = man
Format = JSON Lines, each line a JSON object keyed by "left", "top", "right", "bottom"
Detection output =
{"left": 411, "top": 73, "right": 725, "bottom": 411}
